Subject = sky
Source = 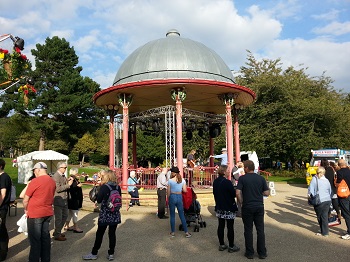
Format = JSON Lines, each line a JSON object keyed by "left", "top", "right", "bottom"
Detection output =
{"left": 1, "top": 0, "right": 350, "bottom": 93}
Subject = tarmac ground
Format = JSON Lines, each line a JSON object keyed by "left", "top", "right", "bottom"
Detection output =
{"left": 4, "top": 183, "right": 350, "bottom": 262}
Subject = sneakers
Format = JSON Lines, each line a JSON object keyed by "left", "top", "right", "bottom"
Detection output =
{"left": 219, "top": 245, "right": 228, "bottom": 251}
{"left": 169, "top": 232, "right": 175, "bottom": 238}
{"left": 259, "top": 254, "right": 268, "bottom": 259}
{"left": 244, "top": 253, "right": 254, "bottom": 259}
{"left": 228, "top": 245, "right": 240, "bottom": 253}
{"left": 185, "top": 232, "right": 192, "bottom": 238}
{"left": 82, "top": 253, "right": 97, "bottom": 260}
{"left": 107, "top": 254, "right": 114, "bottom": 261}
{"left": 341, "top": 234, "right": 350, "bottom": 240}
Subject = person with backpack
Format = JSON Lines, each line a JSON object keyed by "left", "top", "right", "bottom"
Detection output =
{"left": 83, "top": 170, "right": 122, "bottom": 261}
{"left": 0, "top": 159, "right": 12, "bottom": 261}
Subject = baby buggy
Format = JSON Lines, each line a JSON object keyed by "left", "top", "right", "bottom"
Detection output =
{"left": 179, "top": 187, "right": 206, "bottom": 232}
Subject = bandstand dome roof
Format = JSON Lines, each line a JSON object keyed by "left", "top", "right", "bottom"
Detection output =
{"left": 114, "top": 29, "right": 235, "bottom": 85}
{"left": 94, "top": 29, "right": 255, "bottom": 114}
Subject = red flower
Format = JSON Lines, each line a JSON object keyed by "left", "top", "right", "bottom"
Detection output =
{"left": 20, "top": 54, "right": 27, "bottom": 60}
{"left": 0, "top": 49, "right": 9, "bottom": 54}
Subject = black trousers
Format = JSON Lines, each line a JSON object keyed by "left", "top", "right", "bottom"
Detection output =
{"left": 92, "top": 224, "right": 118, "bottom": 255}
{"left": 242, "top": 206, "right": 267, "bottom": 257}
{"left": 157, "top": 188, "right": 167, "bottom": 218}
{"left": 217, "top": 218, "right": 234, "bottom": 247}
{"left": 0, "top": 208, "right": 9, "bottom": 261}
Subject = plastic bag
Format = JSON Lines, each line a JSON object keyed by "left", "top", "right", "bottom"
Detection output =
{"left": 89, "top": 186, "right": 99, "bottom": 202}
{"left": 17, "top": 214, "right": 28, "bottom": 235}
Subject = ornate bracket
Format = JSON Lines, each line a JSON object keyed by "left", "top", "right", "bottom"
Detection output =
{"left": 171, "top": 87, "right": 186, "bottom": 102}
{"left": 118, "top": 93, "right": 133, "bottom": 107}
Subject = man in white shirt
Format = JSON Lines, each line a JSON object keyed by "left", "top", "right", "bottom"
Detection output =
{"left": 157, "top": 168, "right": 169, "bottom": 219}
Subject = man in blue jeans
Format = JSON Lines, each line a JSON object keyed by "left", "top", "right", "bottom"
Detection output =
{"left": 23, "top": 162, "right": 56, "bottom": 262}
{"left": 236, "top": 160, "right": 270, "bottom": 259}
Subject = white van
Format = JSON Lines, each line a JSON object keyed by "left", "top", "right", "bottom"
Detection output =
{"left": 240, "top": 151, "right": 259, "bottom": 174}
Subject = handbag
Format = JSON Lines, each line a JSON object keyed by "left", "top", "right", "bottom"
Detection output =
{"left": 337, "top": 179, "right": 350, "bottom": 198}
{"left": 89, "top": 186, "right": 99, "bottom": 202}
{"left": 308, "top": 177, "right": 321, "bottom": 206}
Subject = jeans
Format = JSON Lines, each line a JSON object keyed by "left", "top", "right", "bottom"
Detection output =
{"left": 157, "top": 188, "right": 167, "bottom": 218}
{"left": 27, "top": 216, "right": 52, "bottom": 262}
{"left": 53, "top": 203, "right": 68, "bottom": 237}
{"left": 242, "top": 206, "right": 266, "bottom": 256}
{"left": 339, "top": 196, "right": 350, "bottom": 234}
{"left": 169, "top": 194, "right": 188, "bottom": 233}
{"left": 0, "top": 209, "right": 9, "bottom": 261}
{"left": 91, "top": 224, "right": 117, "bottom": 255}
{"left": 314, "top": 201, "right": 331, "bottom": 235}
{"left": 217, "top": 218, "right": 234, "bottom": 247}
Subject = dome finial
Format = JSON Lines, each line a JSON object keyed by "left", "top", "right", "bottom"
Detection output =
{"left": 166, "top": 29, "right": 180, "bottom": 37}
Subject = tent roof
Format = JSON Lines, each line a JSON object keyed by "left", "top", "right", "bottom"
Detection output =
{"left": 17, "top": 150, "right": 69, "bottom": 161}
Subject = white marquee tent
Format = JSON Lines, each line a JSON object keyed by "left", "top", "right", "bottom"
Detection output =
{"left": 17, "top": 150, "right": 69, "bottom": 184}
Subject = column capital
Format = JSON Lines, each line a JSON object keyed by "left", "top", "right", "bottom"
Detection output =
{"left": 118, "top": 93, "right": 133, "bottom": 107}
{"left": 218, "top": 92, "right": 236, "bottom": 106}
{"left": 171, "top": 87, "right": 186, "bottom": 102}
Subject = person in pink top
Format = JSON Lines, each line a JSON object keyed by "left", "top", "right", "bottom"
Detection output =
{"left": 23, "top": 162, "right": 56, "bottom": 262}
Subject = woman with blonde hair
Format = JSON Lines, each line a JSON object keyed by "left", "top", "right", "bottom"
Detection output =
{"left": 308, "top": 166, "right": 332, "bottom": 236}
{"left": 64, "top": 168, "right": 83, "bottom": 233}
{"left": 167, "top": 166, "right": 192, "bottom": 238}
{"left": 83, "top": 170, "right": 121, "bottom": 261}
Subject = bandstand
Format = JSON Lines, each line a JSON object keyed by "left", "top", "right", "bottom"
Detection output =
{"left": 93, "top": 29, "right": 256, "bottom": 188}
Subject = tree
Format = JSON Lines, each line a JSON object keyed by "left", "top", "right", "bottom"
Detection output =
{"left": 28, "top": 36, "right": 105, "bottom": 152}
{"left": 235, "top": 51, "right": 350, "bottom": 163}
{"left": 73, "top": 132, "right": 97, "bottom": 166}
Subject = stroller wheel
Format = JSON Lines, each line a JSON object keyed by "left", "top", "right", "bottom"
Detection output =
{"left": 179, "top": 224, "right": 183, "bottom": 231}
{"left": 203, "top": 221, "right": 207, "bottom": 228}
{"left": 199, "top": 222, "right": 203, "bottom": 228}
{"left": 194, "top": 225, "right": 199, "bottom": 232}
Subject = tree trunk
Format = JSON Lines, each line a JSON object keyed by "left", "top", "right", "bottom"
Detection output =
{"left": 39, "top": 129, "right": 45, "bottom": 151}
{"left": 80, "top": 154, "right": 85, "bottom": 167}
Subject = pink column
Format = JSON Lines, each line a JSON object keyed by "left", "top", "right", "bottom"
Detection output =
{"left": 132, "top": 131, "right": 137, "bottom": 168}
{"left": 122, "top": 104, "right": 129, "bottom": 190}
{"left": 175, "top": 98, "right": 184, "bottom": 175}
{"left": 226, "top": 103, "right": 233, "bottom": 180}
{"left": 233, "top": 107, "right": 241, "bottom": 163}
{"left": 209, "top": 138, "right": 214, "bottom": 167}
{"left": 109, "top": 115, "right": 115, "bottom": 169}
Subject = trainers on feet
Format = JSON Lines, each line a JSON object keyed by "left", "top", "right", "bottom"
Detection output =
{"left": 341, "top": 233, "right": 350, "bottom": 240}
{"left": 219, "top": 244, "right": 228, "bottom": 251}
{"left": 259, "top": 254, "right": 268, "bottom": 259}
{"left": 170, "top": 232, "right": 175, "bottom": 238}
{"left": 82, "top": 253, "right": 97, "bottom": 260}
{"left": 107, "top": 254, "right": 114, "bottom": 261}
{"left": 185, "top": 232, "right": 192, "bottom": 238}
{"left": 245, "top": 253, "right": 254, "bottom": 259}
{"left": 228, "top": 245, "right": 240, "bottom": 253}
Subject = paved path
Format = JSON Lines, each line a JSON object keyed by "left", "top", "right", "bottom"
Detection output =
{"left": 5, "top": 183, "right": 350, "bottom": 262}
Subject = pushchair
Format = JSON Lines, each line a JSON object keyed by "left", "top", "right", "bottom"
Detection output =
{"left": 179, "top": 187, "right": 206, "bottom": 232}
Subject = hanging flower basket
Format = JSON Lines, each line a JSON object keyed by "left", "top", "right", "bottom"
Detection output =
{"left": 18, "top": 84, "right": 36, "bottom": 107}
{"left": 0, "top": 47, "right": 30, "bottom": 83}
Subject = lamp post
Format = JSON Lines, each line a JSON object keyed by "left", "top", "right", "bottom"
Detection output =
{"left": 171, "top": 87, "right": 186, "bottom": 175}
{"left": 118, "top": 93, "right": 133, "bottom": 189}
{"left": 219, "top": 93, "right": 235, "bottom": 179}
{"left": 104, "top": 104, "right": 119, "bottom": 170}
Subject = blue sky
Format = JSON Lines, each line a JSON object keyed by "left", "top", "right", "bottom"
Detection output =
{"left": 1, "top": 0, "right": 350, "bottom": 92}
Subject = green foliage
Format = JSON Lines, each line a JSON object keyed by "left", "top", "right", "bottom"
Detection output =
{"left": 68, "top": 152, "right": 80, "bottom": 165}
{"left": 90, "top": 153, "right": 108, "bottom": 165}
{"left": 236, "top": 51, "right": 350, "bottom": 163}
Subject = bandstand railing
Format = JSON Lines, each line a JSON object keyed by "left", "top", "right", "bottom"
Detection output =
{"left": 113, "top": 166, "right": 219, "bottom": 189}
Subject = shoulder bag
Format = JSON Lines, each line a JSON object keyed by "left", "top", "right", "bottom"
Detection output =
{"left": 308, "top": 177, "right": 321, "bottom": 206}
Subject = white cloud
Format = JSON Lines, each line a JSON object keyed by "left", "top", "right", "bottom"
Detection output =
{"left": 313, "top": 21, "right": 350, "bottom": 36}
{"left": 311, "top": 9, "right": 340, "bottom": 21}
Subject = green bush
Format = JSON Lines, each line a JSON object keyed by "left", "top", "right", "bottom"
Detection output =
{"left": 90, "top": 153, "right": 108, "bottom": 165}
{"left": 68, "top": 152, "right": 80, "bottom": 165}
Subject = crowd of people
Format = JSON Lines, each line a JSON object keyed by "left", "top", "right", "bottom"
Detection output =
{"left": 1, "top": 154, "right": 350, "bottom": 261}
